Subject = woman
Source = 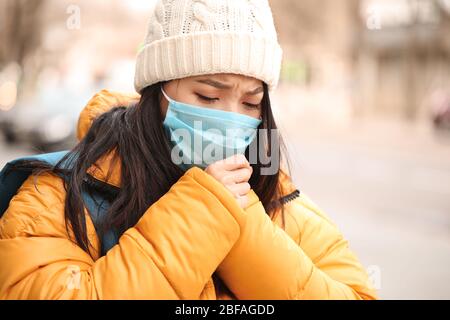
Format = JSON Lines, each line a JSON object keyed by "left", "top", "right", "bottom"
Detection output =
{"left": 0, "top": 0, "right": 378, "bottom": 300}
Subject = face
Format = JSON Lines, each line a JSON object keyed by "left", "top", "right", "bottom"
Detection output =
{"left": 160, "top": 73, "right": 264, "bottom": 120}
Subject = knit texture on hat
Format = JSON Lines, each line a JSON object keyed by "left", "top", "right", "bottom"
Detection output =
{"left": 134, "top": 0, "right": 283, "bottom": 93}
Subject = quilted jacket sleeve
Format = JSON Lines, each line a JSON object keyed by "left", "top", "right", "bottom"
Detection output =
{"left": 0, "top": 167, "right": 245, "bottom": 300}
{"left": 217, "top": 190, "right": 379, "bottom": 300}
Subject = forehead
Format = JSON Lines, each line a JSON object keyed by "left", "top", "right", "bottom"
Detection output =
{"left": 186, "top": 73, "right": 263, "bottom": 87}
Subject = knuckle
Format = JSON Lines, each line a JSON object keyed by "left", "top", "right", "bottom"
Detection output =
{"left": 207, "top": 162, "right": 222, "bottom": 176}
{"left": 225, "top": 155, "right": 236, "bottom": 163}
{"left": 245, "top": 168, "right": 252, "bottom": 179}
{"left": 205, "top": 165, "right": 215, "bottom": 176}
{"left": 237, "top": 154, "right": 248, "bottom": 164}
{"left": 222, "top": 174, "right": 234, "bottom": 185}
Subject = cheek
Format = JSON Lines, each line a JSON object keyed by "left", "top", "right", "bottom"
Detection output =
{"left": 181, "top": 92, "right": 200, "bottom": 105}
{"left": 241, "top": 108, "right": 262, "bottom": 120}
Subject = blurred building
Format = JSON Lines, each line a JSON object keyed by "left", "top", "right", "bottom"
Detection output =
{"left": 1, "top": 0, "right": 449, "bottom": 121}
{"left": 0, "top": 0, "right": 155, "bottom": 109}
{"left": 354, "top": 0, "right": 450, "bottom": 120}
{"left": 270, "top": 0, "right": 450, "bottom": 123}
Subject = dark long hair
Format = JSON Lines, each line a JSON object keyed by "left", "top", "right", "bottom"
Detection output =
{"left": 8, "top": 81, "right": 291, "bottom": 257}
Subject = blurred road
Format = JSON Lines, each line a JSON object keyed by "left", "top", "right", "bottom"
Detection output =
{"left": 1, "top": 118, "right": 450, "bottom": 299}
{"left": 282, "top": 117, "right": 450, "bottom": 300}
{"left": 0, "top": 138, "right": 35, "bottom": 167}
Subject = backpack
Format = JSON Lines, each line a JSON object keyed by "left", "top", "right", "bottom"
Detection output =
{"left": 0, "top": 151, "right": 119, "bottom": 256}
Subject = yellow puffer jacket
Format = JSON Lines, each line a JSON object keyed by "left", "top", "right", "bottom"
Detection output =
{"left": 0, "top": 90, "right": 378, "bottom": 300}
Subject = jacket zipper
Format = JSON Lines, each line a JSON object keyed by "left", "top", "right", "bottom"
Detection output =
{"left": 278, "top": 189, "right": 301, "bottom": 206}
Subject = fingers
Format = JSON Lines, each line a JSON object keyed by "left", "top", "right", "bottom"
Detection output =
{"left": 222, "top": 167, "right": 253, "bottom": 185}
{"left": 220, "top": 154, "right": 251, "bottom": 171}
{"left": 205, "top": 155, "right": 252, "bottom": 184}
{"left": 236, "top": 195, "right": 249, "bottom": 209}
{"left": 204, "top": 154, "right": 253, "bottom": 209}
{"left": 227, "top": 182, "right": 251, "bottom": 197}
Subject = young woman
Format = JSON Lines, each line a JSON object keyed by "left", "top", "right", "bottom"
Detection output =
{"left": 0, "top": 0, "right": 378, "bottom": 300}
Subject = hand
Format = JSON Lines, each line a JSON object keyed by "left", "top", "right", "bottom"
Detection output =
{"left": 205, "top": 155, "right": 253, "bottom": 208}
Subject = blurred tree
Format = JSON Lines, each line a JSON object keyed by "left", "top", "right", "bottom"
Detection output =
{"left": 0, "top": 0, "right": 47, "bottom": 96}
{"left": 270, "top": 0, "right": 324, "bottom": 46}
{"left": 0, "top": 0, "right": 46, "bottom": 65}
{"left": 270, "top": 0, "right": 361, "bottom": 88}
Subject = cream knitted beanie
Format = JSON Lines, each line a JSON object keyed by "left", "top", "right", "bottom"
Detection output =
{"left": 134, "top": 0, "right": 283, "bottom": 94}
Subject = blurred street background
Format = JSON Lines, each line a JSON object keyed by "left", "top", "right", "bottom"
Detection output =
{"left": 1, "top": 0, "right": 450, "bottom": 299}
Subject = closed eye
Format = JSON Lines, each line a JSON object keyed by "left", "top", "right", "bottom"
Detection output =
{"left": 244, "top": 102, "right": 261, "bottom": 109}
{"left": 196, "top": 93, "right": 260, "bottom": 109}
{"left": 195, "top": 93, "right": 218, "bottom": 104}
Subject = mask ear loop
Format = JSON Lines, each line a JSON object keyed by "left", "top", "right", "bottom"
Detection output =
{"left": 161, "top": 87, "right": 173, "bottom": 103}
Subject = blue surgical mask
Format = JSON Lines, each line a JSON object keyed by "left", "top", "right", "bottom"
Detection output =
{"left": 161, "top": 88, "right": 262, "bottom": 170}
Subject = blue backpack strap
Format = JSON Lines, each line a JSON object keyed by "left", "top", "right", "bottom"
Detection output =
{"left": 0, "top": 151, "right": 70, "bottom": 217}
{"left": 0, "top": 151, "right": 119, "bottom": 255}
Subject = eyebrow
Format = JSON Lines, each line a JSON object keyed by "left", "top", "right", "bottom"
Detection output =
{"left": 195, "top": 79, "right": 264, "bottom": 95}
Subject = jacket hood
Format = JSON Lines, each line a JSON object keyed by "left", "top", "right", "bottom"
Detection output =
{"left": 77, "top": 89, "right": 140, "bottom": 142}
{"left": 77, "top": 90, "right": 140, "bottom": 188}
